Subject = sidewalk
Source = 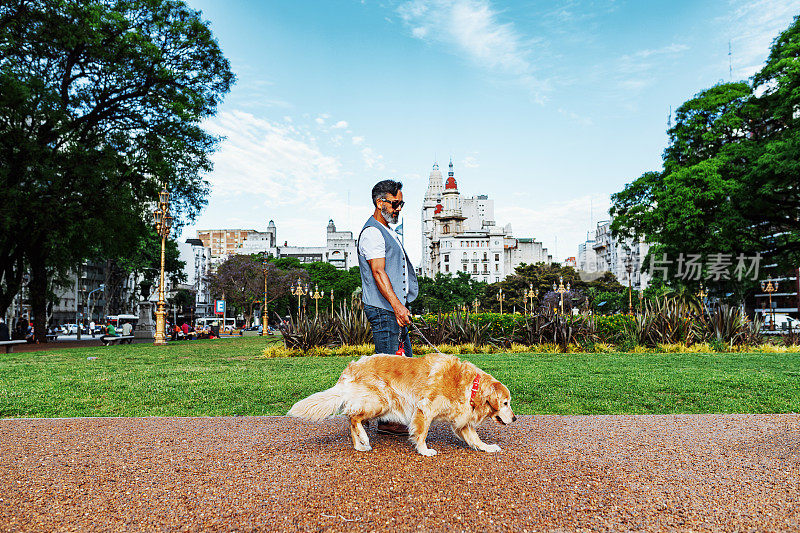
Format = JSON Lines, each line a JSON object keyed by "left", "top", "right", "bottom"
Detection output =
{"left": 1, "top": 414, "right": 798, "bottom": 531}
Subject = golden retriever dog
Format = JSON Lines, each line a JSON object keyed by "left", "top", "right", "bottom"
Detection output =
{"left": 288, "top": 352, "right": 516, "bottom": 456}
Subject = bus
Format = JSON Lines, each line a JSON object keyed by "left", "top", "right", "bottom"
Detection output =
{"left": 106, "top": 314, "right": 139, "bottom": 328}
{"left": 196, "top": 317, "right": 237, "bottom": 332}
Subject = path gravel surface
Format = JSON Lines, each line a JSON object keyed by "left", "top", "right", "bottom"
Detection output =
{"left": 1, "top": 414, "right": 798, "bottom": 532}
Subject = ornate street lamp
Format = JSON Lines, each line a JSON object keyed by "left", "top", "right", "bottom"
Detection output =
{"left": 152, "top": 186, "right": 172, "bottom": 346}
{"left": 496, "top": 288, "right": 504, "bottom": 314}
{"left": 553, "top": 276, "right": 570, "bottom": 315}
{"left": 761, "top": 279, "right": 778, "bottom": 330}
{"left": 311, "top": 284, "right": 325, "bottom": 315}
{"left": 473, "top": 298, "right": 479, "bottom": 314}
{"left": 525, "top": 284, "right": 538, "bottom": 315}
{"left": 697, "top": 283, "right": 707, "bottom": 316}
{"left": 330, "top": 290, "right": 335, "bottom": 315}
{"left": 261, "top": 255, "right": 269, "bottom": 336}
{"left": 624, "top": 254, "right": 633, "bottom": 315}
{"left": 291, "top": 278, "right": 309, "bottom": 320}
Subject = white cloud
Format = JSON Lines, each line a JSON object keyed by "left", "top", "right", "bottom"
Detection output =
{"left": 352, "top": 136, "right": 365, "bottom": 145}
{"left": 332, "top": 120, "right": 349, "bottom": 129}
{"left": 204, "top": 110, "right": 342, "bottom": 205}
{"left": 361, "top": 147, "right": 385, "bottom": 170}
{"left": 462, "top": 156, "right": 479, "bottom": 168}
{"left": 315, "top": 113, "right": 330, "bottom": 125}
{"left": 397, "top": 0, "right": 550, "bottom": 101}
{"left": 724, "top": 0, "right": 800, "bottom": 79}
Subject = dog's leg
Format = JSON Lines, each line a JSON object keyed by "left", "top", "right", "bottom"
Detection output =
{"left": 458, "top": 424, "right": 501, "bottom": 453}
{"left": 409, "top": 409, "right": 437, "bottom": 456}
{"left": 349, "top": 417, "right": 372, "bottom": 452}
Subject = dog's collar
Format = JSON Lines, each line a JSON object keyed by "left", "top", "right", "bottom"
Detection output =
{"left": 469, "top": 374, "right": 480, "bottom": 406}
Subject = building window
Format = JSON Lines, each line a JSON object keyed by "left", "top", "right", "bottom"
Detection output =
{"left": 483, "top": 252, "right": 487, "bottom": 261}
{"left": 495, "top": 254, "right": 499, "bottom": 261}
{"left": 495, "top": 277, "right": 500, "bottom": 282}
{"left": 445, "top": 264, "right": 449, "bottom": 272}
{"left": 495, "top": 264, "right": 499, "bottom": 272}
{"left": 473, "top": 263, "right": 477, "bottom": 273}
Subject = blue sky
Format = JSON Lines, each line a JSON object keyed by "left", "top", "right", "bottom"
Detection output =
{"left": 180, "top": 0, "right": 799, "bottom": 266}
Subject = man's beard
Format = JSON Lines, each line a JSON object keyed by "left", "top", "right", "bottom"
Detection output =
{"left": 381, "top": 205, "right": 399, "bottom": 224}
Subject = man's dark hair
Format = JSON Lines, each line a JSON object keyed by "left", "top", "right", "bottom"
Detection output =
{"left": 371, "top": 180, "right": 403, "bottom": 207}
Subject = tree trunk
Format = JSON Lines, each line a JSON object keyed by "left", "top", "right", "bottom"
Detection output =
{"left": 29, "top": 247, "right": 48, "bottom": 343}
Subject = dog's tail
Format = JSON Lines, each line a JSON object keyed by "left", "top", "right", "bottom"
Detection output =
{"left": 287, "top": 383, "right": 346, "bottom": 420}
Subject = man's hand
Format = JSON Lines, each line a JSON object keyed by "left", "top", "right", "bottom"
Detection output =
{"left": 393, "top": 303, "right": 412, "bottom": 327}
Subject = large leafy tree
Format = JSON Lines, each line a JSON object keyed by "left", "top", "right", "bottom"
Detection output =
{"left": 411, "top": 271, "right": 487, "bottom": 314}
{"left": 610, "top": 15, "right": 800, "bottom": 304}
{"left": 0, "top": 0, "right": 234, "bottom": 341}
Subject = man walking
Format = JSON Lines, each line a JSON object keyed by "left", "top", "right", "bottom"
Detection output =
{"left": 357, "top": 179, "right": 419, "bottom": 435}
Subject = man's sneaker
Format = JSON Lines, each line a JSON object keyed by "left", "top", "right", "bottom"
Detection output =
{"left": 376, "top": 422, "right": 409, "bottom": 436}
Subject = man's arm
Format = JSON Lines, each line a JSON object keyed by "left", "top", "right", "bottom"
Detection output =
{"left": 367, "top": 257, "right": 411, "bottom": 326}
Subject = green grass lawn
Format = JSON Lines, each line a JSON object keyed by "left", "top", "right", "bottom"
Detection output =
{"left": 1, "top": 336, "right": 799, "bottom": 418}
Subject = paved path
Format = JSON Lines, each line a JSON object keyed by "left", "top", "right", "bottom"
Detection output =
{"left": 1, "top": 414, "right": 798, "bottom": 532}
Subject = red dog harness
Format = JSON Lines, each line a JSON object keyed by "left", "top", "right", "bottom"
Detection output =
{"left": 469, "top": 374, "right": 480, "bottom": 406}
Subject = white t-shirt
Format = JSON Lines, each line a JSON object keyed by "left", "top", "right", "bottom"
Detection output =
{"left": 359, "top": 223, "right": 409, "bottom": 300}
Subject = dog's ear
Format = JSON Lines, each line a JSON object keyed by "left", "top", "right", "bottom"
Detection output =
{"left": 486, "top": 381, "right": 503, "bottom": 411}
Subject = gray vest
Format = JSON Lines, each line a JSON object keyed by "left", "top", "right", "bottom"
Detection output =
{"left": 357, "top": 216, "right": 419, "bottom": 311}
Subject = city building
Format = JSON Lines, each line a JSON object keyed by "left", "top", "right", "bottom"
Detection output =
{"left": 421, "top": 160, "right": 552, "bottom": 283}
{"left": 591, "top": 219, "right": 650, "bottom": 290}
{"left": 577, "top": 232, "right": 598, "bottom": 273}
{"left": 196, "top": 219, "right": 357, "bottom": 270}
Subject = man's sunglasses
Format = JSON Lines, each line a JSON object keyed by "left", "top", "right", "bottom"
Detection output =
{"left": 381, "top": 198, "right": 405, "bottom": 209}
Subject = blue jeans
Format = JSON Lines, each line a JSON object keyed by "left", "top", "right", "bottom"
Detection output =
{"left": 363, "top": 304, "right": 412, "bottom": 357}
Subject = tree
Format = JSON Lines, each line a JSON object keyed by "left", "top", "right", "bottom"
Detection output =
{"left": 610, "top": 16, "right": 800, "bottom": 307}
{"left": 207, "top": 254, "right": 306, "bottom": 326}
{"left": 411, "top": 272, "right": 487, "bottom": 314}
{"left": 0, "top": 0, "right": 234, "bottom": 341}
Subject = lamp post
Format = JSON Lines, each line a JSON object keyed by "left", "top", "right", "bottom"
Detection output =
{"left": 525, "top": 284, "right": 538, "bottom": 315}
{"left": 624, "top": 254, "right": 633, "bottom": 315}
{"left": 87, "top": 284, "right": 105, "bottom": 326}
{"left": 697, "top": 283, "right": 707, "bottom": 316}
{"left": 76, "top": 285, "right": 86, "bottom": 341}
{"left": 311, "top": 284, "right": 325, "bottom": 315}
{"left": 496, "top": 288, "right": 504, "bottom": 314}
{"left": 638, "top": 289, "right": 644, "bottom": 314}
{"left": 761, "top": 279, "right": 778, "bottom": 330}
{"left": 553, "top": 276, "right": 570, "bottom": 314}
{"left": 330, "top": 290, "right": 335, "bottom": 314}
{"left": 261, "top": 255, "right": 269, "bottom": 336}
{"left": 152, "top": 186, "right": 172, "bottom": 346}
{"left": 291, "top": 278, "right": 309, "bottom": 320}
{"left": 473, "top": 298, "right": 479, "bottom": 314}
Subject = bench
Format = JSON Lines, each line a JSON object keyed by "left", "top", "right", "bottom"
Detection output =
{"left": 0, "top": 340, "right": 28, "bottom": 353}
{"left": 46, "top": 334, "right": 59, "bottom": 342}
{"left": 100, "top": 335, "right": 134, "bottom": 346}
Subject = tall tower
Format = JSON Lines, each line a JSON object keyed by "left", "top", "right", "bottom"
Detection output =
{"left": 422, "top": 162, "right": 444, "bottom": 276}
{"left": 439, "top": 159, "right": 464, "bottom": 224}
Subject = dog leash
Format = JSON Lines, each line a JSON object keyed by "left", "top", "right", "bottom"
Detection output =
{"left": 408, "top": 320, "right": 445, "bottom": 355}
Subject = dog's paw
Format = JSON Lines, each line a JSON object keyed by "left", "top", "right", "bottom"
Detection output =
{"left": 484, "top": 444, "right": 502, "bottom": 453}
{"left": 417, "top": 447, "right": 438, "bottom": 457}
